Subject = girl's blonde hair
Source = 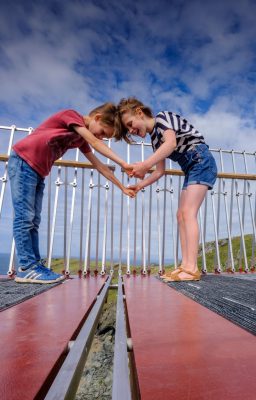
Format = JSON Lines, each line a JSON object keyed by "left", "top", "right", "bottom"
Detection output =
{"left": 115, "top": 97, "right": 154, "bottom": 143}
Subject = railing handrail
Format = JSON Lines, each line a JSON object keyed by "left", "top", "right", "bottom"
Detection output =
{"left": 1, "top": 153, "right": 256, "bottom": 180}
{"left": 0, "top": 154, "right": 115, "bottom": 171}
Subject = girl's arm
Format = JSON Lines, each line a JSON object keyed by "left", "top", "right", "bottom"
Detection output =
{"left": 129, "top": 160, "right": 165, "bottom": 192}
{"left": 85, "top": 151, "right": 135, "bottom": 198}
{"left": 74, "top": 125, "right": 131, "bottom": 173}
{"left": 131, "top": 129, "right": 176, "bottom": 179}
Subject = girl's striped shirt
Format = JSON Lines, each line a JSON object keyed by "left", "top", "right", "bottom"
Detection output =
{"left": 150, "top": 111, "right": 205, "bottom": 158}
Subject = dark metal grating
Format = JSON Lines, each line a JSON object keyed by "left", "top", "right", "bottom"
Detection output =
{"left": 0, "top": 279, "right": 61, "bottom": 311}
{"left": 164, "top": 275, "right": 256, "bottom": 336}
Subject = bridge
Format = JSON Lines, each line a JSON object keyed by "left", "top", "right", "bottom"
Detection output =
{"left": 0, "top": 124, "right": 256, "bottom": 399}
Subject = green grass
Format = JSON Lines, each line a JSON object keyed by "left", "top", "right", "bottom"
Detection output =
{"left": 197, "top": 234, "right": 255, "bottom": 271}
{"left": 51, "top": 234, "right": 255, "bottom": 276}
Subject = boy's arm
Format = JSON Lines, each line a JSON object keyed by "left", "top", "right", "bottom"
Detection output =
{"left": 74, "top": 125, "right": 131, "bottom": 173}
{"left": 130, "top": 160, "right": 165, "bottom": 192}
{"left": 131, "top": 129, "right": 176, "bottom": 178}
{"left": 84, "top": 151, "right": 135, "bottom": 197}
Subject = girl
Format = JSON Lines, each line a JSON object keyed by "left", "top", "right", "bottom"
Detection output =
{"left": 8, "top": 103, "right": 135, "bottom": 284}
{"left": 116, "top": 97, "right": 217, "bottom": 282}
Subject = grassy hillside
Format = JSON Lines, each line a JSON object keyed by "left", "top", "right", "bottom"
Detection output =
{"left": 197, "top": 234, "right": 255, "bottom": 272}
{"left": 51, "top": 234, "right": 255, "bottom": 275}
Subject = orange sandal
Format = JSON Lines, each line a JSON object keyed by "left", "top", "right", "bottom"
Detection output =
{"left": 160, "top": 266, "right": 183, "bottom": 279}
{"left": 160, "top": 265, "right": 183, "bottom": 279}
{"left": 163, "top": 267, "right": 201, "bottom": 282}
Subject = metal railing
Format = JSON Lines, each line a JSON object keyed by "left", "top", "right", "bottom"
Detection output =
{"left": 0, "top": 125, "right": 256, "bottom": 275}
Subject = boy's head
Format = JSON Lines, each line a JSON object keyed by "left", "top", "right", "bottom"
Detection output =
{"left": 115, "top": 97, "right": 154, "bottom": 143}
{"left": 88, "top": 102, "right": 118, "bottom": 140}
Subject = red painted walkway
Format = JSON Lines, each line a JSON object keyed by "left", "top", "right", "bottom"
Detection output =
{"left": 124, "top": 275, "right": 256, "bottom": 400}
{"left": 0, "top": 276, "right": 106, "bottom": 400}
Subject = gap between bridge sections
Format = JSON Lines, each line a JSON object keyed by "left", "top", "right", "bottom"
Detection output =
{"left": 123, "top": 275, "right": 256, "bottom": 400}
{"left": 0, "top": 275, "right": 107, "bottom": 400}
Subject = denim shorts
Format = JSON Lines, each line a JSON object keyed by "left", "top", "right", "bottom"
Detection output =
{"left": 170, "top": 144, "right": 218, "bottom": 190}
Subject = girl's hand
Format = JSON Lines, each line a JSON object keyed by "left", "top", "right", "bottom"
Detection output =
{"left": 122, "top": 186, "right": 136, "bottom": 198}
{"left": 131, "top": 162, "right": 149, "bottom": 179}
{"left": 123, "top": 162, "right": 134, "bottom": 177}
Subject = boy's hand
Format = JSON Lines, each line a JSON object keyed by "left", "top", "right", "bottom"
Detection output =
{"left": 131, "top": 162, "right": 149, "bottom": 179}
{"left": 122, "top": 186, "right": 136, "bottom": 198}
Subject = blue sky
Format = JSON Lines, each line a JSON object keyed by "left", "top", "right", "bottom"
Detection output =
{"left": 0, "top": 0, "right": 256, "bottom": 266}
{"left": 0, "top": 0, "right": 256, "bottom": 151}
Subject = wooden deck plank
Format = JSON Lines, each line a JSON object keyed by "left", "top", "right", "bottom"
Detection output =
{"left": 0, "top": 276, "right": 106, "bottom": 400}
{"left": 124, "top": 275, "right": 256, "bottom": 400}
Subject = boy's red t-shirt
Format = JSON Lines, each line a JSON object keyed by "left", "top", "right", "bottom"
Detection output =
{"left": 13, "top": 109, "right": 91, "bottom": 177}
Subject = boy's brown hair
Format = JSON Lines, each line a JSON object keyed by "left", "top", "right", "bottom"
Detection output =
{"left": 89, "top": 103, "right": 117, "bottom": 134}
{"left": 89, "top": 102, "right": 131, "bottom": 140}
{"left": 115, "top": 97, "right": 154, "bottom": 143}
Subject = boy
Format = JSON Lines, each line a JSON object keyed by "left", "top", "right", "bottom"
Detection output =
{"left": 8, "top": 103, "right": 134, "bottom": 284}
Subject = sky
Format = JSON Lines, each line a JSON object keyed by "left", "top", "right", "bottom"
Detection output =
{"left": 0, "top": 0, "right": 256, "bottom": 266}
{"left": 0, "top": 0, "right": 256, "bottom": 151}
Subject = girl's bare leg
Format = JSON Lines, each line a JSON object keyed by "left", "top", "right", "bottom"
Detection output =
{"left": 176, "top": 185, "right": 208, "bottom": 279}
{"left": 161, "top": 191, "right": 187, "bottom": 278}
{"left": 177, "top": 190, "right": 188, "bottom": 266}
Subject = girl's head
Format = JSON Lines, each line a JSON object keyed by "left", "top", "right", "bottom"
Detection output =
{"left": 87, "top": 102, "right": 119, "bottom": 140}
{"left": 115, "top": 97, "right": 154, "bottom": 143}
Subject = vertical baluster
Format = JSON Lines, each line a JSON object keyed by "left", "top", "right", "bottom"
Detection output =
{"left": 0, "top": 125, "right": 17, "bottom": 218}
{"left": 126, "top": 143, "right": 131, "bottom": 274}
{"left": 156, "top": 183, "right": 162, "bottom": 274}
{"left": 251, "top": 152, "right": 256, "bottom": 269}
{"left": 228, "top": 151, "right": 235, "bottom": 268}
{"left": 147, "top": 184, "right": 152, "bottom": 272}
{"left": 119, "top": 172, "right": 124, "bottom": 275}
{"left": 63, "top": 168, "right": 68, "bottom": 268}
{"left": 162, "top": 174, "right": 167, "bottom": 269}
{"left": 101, "top": 139, "right": 111, "bottom": 275}
{"left": 66, "top": 150, "right": 79, "bottom": 275}
{"left": 238, "top": 152, "right": 248, "bottom": 271}
{"left": 95, "top": 173, "right": 101, "bottom": 273}
{"left": 169, "top": 177, "right": 177, "bottom": 269}
{"left": 0, "top": 126, "right": 17, "bottom": 275}
{"left": 176, "top": 176, "right": 181, "bottom": 265}
{"left": 202, "top": 194, "right": 208, "bottom": 273}
{"left": 84, "top": 169, "right": 94, "bottom": 275}
{"left": 214, "top": 149, "right": 222, "bottom": 271}
{"left": 219, "top": 150, "right": 235, "bottom": 272}
{"left": 47, "top": 165, "right": 63, "bottom": 269}
{"left": 211, "top": 187, "right": 222, "bottom": 272}
{"left": 199, "top": 207, "right": 207, "bottom": 273}
{"left": 79, "top": 168, "right": 85, "bottom": 273}
{"left": 110, "top": 182, "right": 114, "bottom": 272}
{"left": 243, "top": 152, "right": 255, "bottom": 272}
{"left": 231, "top": 152, "right": 248, "bottom": 272}
{"left": 47, "top": 172, "right": 52, "bottom": 262}
{"left": 141, "top": 142, "right": 146, "bottom": 274}
{"left": 133, "top": 177, "right": 138, "bottom": 271}
{"left": 8, "top": 239, "right": 16, "bottom": 276}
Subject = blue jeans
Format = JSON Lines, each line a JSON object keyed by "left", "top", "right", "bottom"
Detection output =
{"left": 170, "top": 144, "right": 217, "bottom": 190}
{"left": 7, "top": 151, "right": 45, "bottom": 269}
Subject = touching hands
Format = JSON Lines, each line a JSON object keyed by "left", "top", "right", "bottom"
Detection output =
{"left": 127, "top": 184, "right": 141, "bottom": 194}
{"left": 122, "top": 162, "right": 134, "bottom": 177}
{"left": 122, "top": 161, "right": 150, "bottom": 179}
{"left": 122, "top": 186, "right": 137, "bottom": 198}
{"left": 130, "top": 162, "right": 149, "bottom": 179}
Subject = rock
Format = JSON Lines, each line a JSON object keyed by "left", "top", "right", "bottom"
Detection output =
{"left": 75, "top": 301, "right": 116, "bottom": 400}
